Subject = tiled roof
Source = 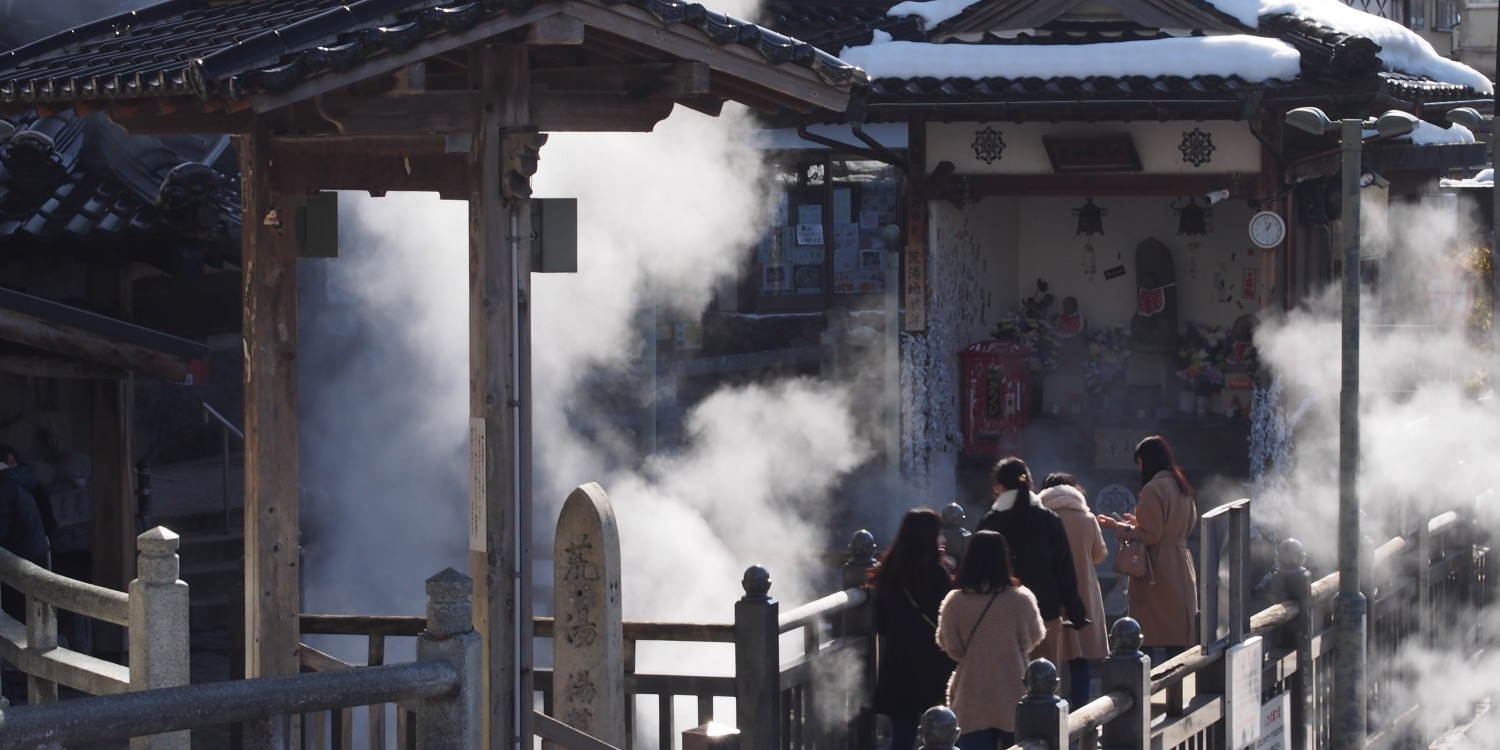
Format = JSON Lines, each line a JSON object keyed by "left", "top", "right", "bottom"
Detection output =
{"left": 0, "top": 110, "right": 240, "bottom": 274}
{"left": 0, "top": 0, "right": 864, "bottom": 106}
{"left": 863, "top": 73, "right": 1297, "bottom": 102}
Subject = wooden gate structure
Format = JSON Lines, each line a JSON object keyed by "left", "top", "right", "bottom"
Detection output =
{"left": 0, "top": 3, "right": 865, "bottom": 747}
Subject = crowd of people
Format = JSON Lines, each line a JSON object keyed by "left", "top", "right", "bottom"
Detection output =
{"left": 870, "top": 435, "right": 1200, "bottom": 750}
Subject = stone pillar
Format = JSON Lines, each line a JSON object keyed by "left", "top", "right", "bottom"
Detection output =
{"left": 917, "top": 705, "right": 960, "bottom": 750}
{"left": 940, "top": 503, "right": 970, "bottom": 569}
{"left": 734, "top": 566, "right": 780, "bottom": 750}
{"left": 129, "top": 526, "right": 190, "bottom": 750}
{"left": 1015, "top": 659, "right": 1067, "bottom": 750}
{"left": 418, "top": 568, "right": 483, "bottom": 750}
{"left": 553, "top": 483, "right": 624, "bottom": 747}
{"left": 1100, "top": 618, "right": 1150, "bottom": 750}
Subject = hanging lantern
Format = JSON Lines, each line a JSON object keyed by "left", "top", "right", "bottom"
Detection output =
{"left": 1073, "top": 197, "right": 1106, "bottom": 235}
{"left": 1176, "top": 197, "right": 1210, "bottom": 236}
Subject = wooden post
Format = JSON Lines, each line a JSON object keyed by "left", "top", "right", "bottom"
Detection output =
{"left": 241, "top": 115, "right": 302, "bottom": 685}
{"left": 840, "top": 530, "right": 878, "bottom": 750}
{"left": 470, "top": 43, "right": 533, "bottom": 750}
{"left": 735, "top": 566, "right": 780, "bottom": 750}
{"left": 90, "top": 374, "right": 134, "bottom": 661}
{"left": 1100, "top": 619, "right": 1150, "bottom": 750}
{"left": 1272, "top": 539, "right": 1313, "bottom": 750}
{"left": 1015, "top": 659, "right": 1067, "bottom": 750}
{"left": 553, "top": 483, "right": 625, "bottom": 747}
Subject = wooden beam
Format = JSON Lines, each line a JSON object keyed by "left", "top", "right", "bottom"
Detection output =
{"left": 562, "top": 0, "right": 854, "bottom": 113}
{"left": 531, "top": 62, "right": 709, "bottom": 97}
{"left": 241, "top": 116, "right": 302, "bottom": 687}
{"left": 528, "top": 14, "right": 585, "bottom": 45}
{"left": 312, "top": 91, "right": 480, "bottom": 135}
{"left": 0, "top": 354, "right": 126, "bottom": 379}
{"left": 268, "top": 136, "right": 469, "bottom": 198}
{"left": 108, "top": 103, "right": 253, "bottom": 136}
{"left": 963, "top": 173, "right": 1251, "bottom": 198}
{"left": 0, "top": 304, "right": 201, "bottom": 382}
{"left": 531, "top": 90, "right": 674, "bottom": 132}
{"left": 89, "top": 377, "right": 134, "bottom": 653}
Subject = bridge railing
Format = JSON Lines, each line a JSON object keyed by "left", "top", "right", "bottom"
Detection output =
{"left": 0, "top": 526, "right": 189, "bottom": 747}
{"left": 0, "top": 567, "right": 480, "bottom": 750}
{"left": 995, "top": 500, "right": 1491, "bottom": 750}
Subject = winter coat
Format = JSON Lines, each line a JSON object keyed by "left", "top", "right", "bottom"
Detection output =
{"left": 936, "top": 586, "right": 1045, "bottom": 735}
{"left": 1115, "top": 470, "right": 1198, "bottom": 648}
{"left": 976, "top": 491, "right": 1086, "bottom": 623}
{"left": 1038, "top": 485, "right": 1109, "bottom": 661}
{"left": 0, "top": 467, "right": 50, "bottom": 566}
{"left": 4, "top": 465, "right": 56, "bottom": 539}
{"left": 872, "top": 561, "right": 956, "bottom": 715}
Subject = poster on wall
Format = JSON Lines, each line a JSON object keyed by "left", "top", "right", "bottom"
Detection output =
{"left": 1241, "top": 268, "right": 1258, "bottom": 300}
{"left": 793, "top": 265, "right": 824, "bottom": 294}
{"left": 763, "top": 263, "right": 791, "bottom": 293}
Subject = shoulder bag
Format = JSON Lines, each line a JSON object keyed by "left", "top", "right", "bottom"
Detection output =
{"left": 1112, "top": 538, "right": 1154, "bottom": 583}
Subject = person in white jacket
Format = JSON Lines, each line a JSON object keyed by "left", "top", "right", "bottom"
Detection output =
{"left": 1038, "top": 473, "right": 1108, "bottom": 709}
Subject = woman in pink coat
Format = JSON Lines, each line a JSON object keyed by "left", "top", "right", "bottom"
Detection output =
{"left": 1038, "top": 473, "right": 1108, "bottom": 709}
{"left": 1098, "top": 435, "right": 1199, "bottom": 661}
{"left": 936, "top": 531, "right": 1045, "bottom": 750}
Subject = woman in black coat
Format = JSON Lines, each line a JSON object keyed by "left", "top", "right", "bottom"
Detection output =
{"left": 872, "top": 508, "right": 956, "bottom": 750}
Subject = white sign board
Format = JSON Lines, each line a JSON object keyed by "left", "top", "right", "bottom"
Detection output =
{"left": 1257, "top": 692, "right": 1289, "bottom": 750}
{"left": 1226, "top": 636, "right": 1264, "bottom": 749}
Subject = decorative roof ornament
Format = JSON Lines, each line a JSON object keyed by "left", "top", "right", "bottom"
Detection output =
{"left": 972, "top": 125, "right": 1005, "bottom": 164}
{"left": 1073, "top": 197, "right": 1106, "bottom": 235}
{"left": 1179, "top": 127, "right": 1215, "bottom": 167}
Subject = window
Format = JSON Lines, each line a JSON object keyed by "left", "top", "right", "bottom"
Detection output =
{"left": 1435, "top": 0, "right": 1458, "bottom": 30}
{"left": 1409, "top": 0, "right": 1426, "bottom": 29}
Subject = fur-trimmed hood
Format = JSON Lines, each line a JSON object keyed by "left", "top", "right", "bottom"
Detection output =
{"left": 991, "top": 488, "right": 1041, "bottom": 513}
{"left": 1038, "top": 484, "right": 1091, "bottom": 515}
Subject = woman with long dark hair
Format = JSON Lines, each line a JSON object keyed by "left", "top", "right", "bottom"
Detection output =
{"left": 1098, "top": 435, "right": 1199, "bottom": 657}
{"left": 936, "top": 530, "right": 1045, "bottom": 750}
{"left": 872, "top": 508, "right": 956, "bottom": 750}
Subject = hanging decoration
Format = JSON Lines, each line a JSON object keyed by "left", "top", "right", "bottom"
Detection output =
{"left": 1184, "top": 240, "right": 1201, "bottom": 279}
{"left": 1081, "top": 243, "right": 1097, "bottom": 281}
{"left": 1073, "top": 197, "right": 1106, "bottom": 235}
{"left": 972, "top": 125, "right": 1006, "bottom": 164}
{"left": 1175, "top": 197, "right": 1211, "bottom": 236}
{"left": 1179, "top": 128, "right": 1215, "bottom": 167}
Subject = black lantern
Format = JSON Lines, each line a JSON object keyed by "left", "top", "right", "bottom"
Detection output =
{"left": 1175, "top": 197, "right": 1210, "bottom": 236}
{"left": 1073, "top": 197, "right": 1106, "bottom": 235}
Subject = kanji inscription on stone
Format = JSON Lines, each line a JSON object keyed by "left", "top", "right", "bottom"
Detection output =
{"left": 554, "top": 483, "right": 624, "bottom": 746}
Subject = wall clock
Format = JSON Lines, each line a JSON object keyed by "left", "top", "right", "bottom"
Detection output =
{"left": 1248, "top": 210, "right": 1286, "bottom": 249}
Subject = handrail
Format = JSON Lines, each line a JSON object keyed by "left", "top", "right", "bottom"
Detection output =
{"left": 300, "top": 614, "right": 737, "bottom": 643}
{"left": 534, "top": 709, "right": 624, "bottom": 750}
{"left": 778, "top": 586, "right": 867, "bottom": 631}
{"left": 202, "top": 401, "right": 245, "bottom": 441}
{"left": 0, "top": 660, "right": 458, "bottom": 750}
{"left": 0, "top": 545, "right": 128, "bottom": 625}
{"left": 1067, "top": 688, "right": 1133, "bottom": 739}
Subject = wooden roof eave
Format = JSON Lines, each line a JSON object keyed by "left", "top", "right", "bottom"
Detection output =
{"left": 0, "top": 286, "right": 207, "bottom": 382}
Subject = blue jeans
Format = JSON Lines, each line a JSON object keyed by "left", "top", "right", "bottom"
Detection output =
{"left": 956, "top": 728, "right": 1014, "bottom": 750}
{"left": 889, "top": 712, "right": 920, "bottom": 750}
{"left": 1068, "top": 658, "right": 1091, "bottom": 708}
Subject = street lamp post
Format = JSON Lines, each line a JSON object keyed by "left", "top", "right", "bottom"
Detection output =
{"left": 1283, "top": 106, "right": 1418, "bottom": 750}
{"left": 1444, "top": 107, "right": 1500, "bottom": 381}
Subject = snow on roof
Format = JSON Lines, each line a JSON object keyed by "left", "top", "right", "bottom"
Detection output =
{"left": 878, "top": 0, "right": 1492, "bottom": 93}
{"left": 1408, "top": 120, "right": 1475, "bottom": 145}
{"left": 1441, "top": 167, "right": 1493, "bottom": 188}
{"left": 840, "top": 35, "right": 1301, "bottom": 81}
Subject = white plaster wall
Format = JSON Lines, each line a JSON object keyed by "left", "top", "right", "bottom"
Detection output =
{"left": 928, "top": 121, "right": 1261, "bottom": 175}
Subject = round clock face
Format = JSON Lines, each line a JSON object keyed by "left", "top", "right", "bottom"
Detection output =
{"left": 1248, "top": 211, "right": 1286, "bottom": 249}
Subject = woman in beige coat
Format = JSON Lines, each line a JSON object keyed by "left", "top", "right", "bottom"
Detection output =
{"left": 1038, "top": 473, "right": 1107, "bottom": 709}
{"left": 1098, "top": 435, "right": 1199, "bottom": 658}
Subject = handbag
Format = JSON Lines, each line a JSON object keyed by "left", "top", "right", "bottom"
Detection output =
{"left": 1113, "top": 538, "right": 1154, "bottom": 583}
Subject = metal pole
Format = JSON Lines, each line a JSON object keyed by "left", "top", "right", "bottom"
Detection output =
{"left": 1331, "top": 117, "right": 1368, "bottom": 750}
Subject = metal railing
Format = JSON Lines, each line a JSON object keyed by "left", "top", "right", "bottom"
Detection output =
{"left": 202, "top": 400, "right": 244, "bottom": 535}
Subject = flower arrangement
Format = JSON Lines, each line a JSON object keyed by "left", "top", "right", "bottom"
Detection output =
{"left": 1176, "top": 322, "right": 1229, "bottom": 395}
{"left": 1082, "top": 326, "right": 1132, "bottom": 394}
{"left": 992, "top": 311, "right": 1059, "bottom": 373}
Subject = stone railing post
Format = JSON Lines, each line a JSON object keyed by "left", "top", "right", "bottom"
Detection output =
{"left": 1100, "top": 618, "right": 1150, "bottom": 750}
{"left": 1016, "top": 659, "right": 1067, "bottom": 750}
{"left": 918, "top": 705, "right": 960, "bottom": 750}
{"left": 1272, "top": 539, "right": 1313, "bottom": 750}
{"left": 841, "top": 530, "right": 879, "bottom": 749}
{"left": 941, "top": 503, "right": 970, "bottom": 570}
{"left": 417, "top": 568, "right": 482, "bottom": 750}
{"left": 735, "top": 565, "right": 780, "bottom": 750}
{"left": 129, "top": 526, "right": 190, "bottom": 750}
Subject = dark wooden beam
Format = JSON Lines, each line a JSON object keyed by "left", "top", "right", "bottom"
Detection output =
{"left": 0, "top": 354, "right": 126, "bottom": 379}
{"left": 108, "top": 103, "right": 253, "bottom": 136}
{"left": 268, "top": 136, "right": 469, "bottom": 198}
{"left": 311, "top": 91, "right": 480, "bottom": 135}
{"left": 531, "top": 90, "right": 675, "bottom": 131}
{"left": 963, "top": 173, "right": 1252, "bottom": 198}
{"left": 0, "top": 301, "right": 203, "bottom": 381}
{"left": 528, "top": 14, "right": 585, "bottom": 44}
{"left": 531, "top": 62, "right": 709, "bottom": 97}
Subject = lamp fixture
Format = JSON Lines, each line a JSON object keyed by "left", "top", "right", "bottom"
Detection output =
{"left": 1073, "top": 197, "right": 1106, "bottom": 235}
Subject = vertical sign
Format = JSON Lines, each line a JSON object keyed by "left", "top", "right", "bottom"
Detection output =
{"left": 469, "top": 417, "right": 486, "bottom": 553}
{"left": 554, "top": 483, "right": 625, "bottom": 747}
{"left": 1257, "top": 692, "right": 1289, "bottom": 750}
{"left": 1226, "top": 636, "right": 1264, "bottom": 749}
